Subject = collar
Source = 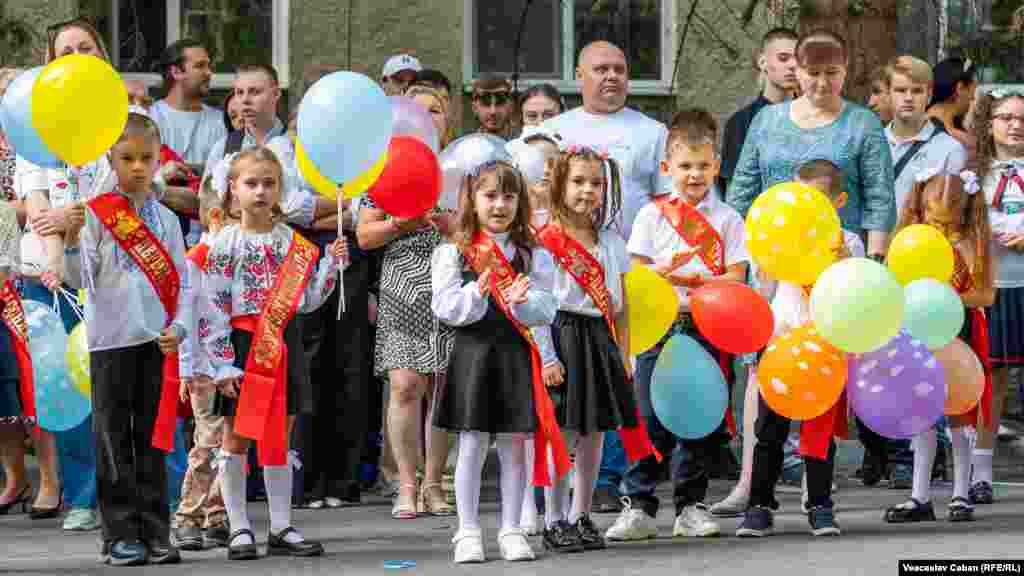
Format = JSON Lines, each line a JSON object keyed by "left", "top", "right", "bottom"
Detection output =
{"left": 669, "top": 187, "right": 717, "bottom": 214}
{"left": 885, "top": 118, "right": 935, "bottom": 146}
{"left": 244, "top": 117, "right": 286, "bottom": 146}
{"left": 992, "top": 158, "right": 1024, "bottom": 175}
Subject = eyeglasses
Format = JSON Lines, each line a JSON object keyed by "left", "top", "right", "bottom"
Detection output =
{"left": 993, "top": 113, "right": 1024, "bottom": 126}
{"left": 474, "top": 92, "right": 511, "bottom": 107}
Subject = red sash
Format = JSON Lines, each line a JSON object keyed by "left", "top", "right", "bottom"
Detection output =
{"left": 535, "top": 224, "right": 659, "bottom": 463}
{"left": 232, "top": 233, "right": 319, "bottom": 467}
{"left": 461, "top": 231, "right": 570, "bottom": 486}
{"left": 88, "top": 192, "right": 181, "bottom": 451}
{"left": 949, "top": 249, "right": 993, "bottom": 428}
{"left": 0, "top": 280, "right": 35, "bottom": 424}
{"left": 991, "top": 171, "right": 1024, "bottom": 212}
{"left": 653, "top": 196, "right": 736, "bottom": 434}
{"left": 186, "top": 243, "right": 210, "bottom": 271}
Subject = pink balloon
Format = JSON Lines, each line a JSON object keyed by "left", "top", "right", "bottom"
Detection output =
{"left": 934, "top": 338, "right": 984, "bottom": 416}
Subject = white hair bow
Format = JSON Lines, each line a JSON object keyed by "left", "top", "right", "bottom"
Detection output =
{"left": 960, "top": 170, "right": 980, "bottom": 195}
{"left": 211, "top": 153, "right": 238, "bottom": 201}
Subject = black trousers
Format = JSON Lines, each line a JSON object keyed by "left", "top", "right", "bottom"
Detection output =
{"left": 297, "top": 232, "right": 373, "bottom": 500}
{"left": 92, "top": 340, "right": 169, "bottom": 544}
{"left": 749, "top": 393, "right": 836, "bottom": 510}
{"left": 855, "top": 417, "right": 913, "bottom": 472}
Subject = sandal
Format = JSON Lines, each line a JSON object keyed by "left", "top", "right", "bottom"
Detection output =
{"left": 419, "top": 482, "right": 455, "bottom": 516}
{"left": 392, "top": 483, "right": 418, "bottom": 520}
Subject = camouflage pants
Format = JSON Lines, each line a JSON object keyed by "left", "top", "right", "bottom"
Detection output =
{"left": 174, "top": 387, "right": 226, "bottom": 528}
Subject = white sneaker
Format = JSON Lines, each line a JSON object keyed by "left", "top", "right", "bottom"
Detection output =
{"left": 521, "top": 514, "right": 541, "bottom": 536}
{"left": 497, "top": 528, "right": 535, "bottom": 562}
{"left": 604, "top": 498, "right": 658, "bottom": 541}
{"left": 673, "top": 504, "right": 720, "bottom": 537}
{"left": 452, "top": 529, "right": 486, "bottom": 564}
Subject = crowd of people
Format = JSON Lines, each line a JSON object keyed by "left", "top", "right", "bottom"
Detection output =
{"left": 0, "top": 17, "right": 1022, "bottom": 568}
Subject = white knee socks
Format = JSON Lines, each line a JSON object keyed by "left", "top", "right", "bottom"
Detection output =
{"left": 496, "top": 435, "right": 527, "bottom": 532}
{"left": 972, "top": 448, "right": 993, "bottom": 485}
{"left": 521, "top": 440, "right": 538, "bottom": 526}
{"left": 544, "top": 432, "right": 577, "bottom": 528}
{"left": 951, "top": 428, "right": 972, "bottom": 501}
{"left": 570, "top": 433, "right": 603, "bottom": 523}
{"left": 221, "top": 453, "right": 252, "bottom": 544}
{"left": 264, "top": 465, "right": 303, "bottom": 543}
{"left": 911, "top": 428, "right": 937, "bottom": 503}
{"left": 455, "top": 432, "right": 489, "bottom": 532}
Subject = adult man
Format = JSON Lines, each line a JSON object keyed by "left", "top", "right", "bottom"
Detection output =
{"left": 868, "top": 67, "right": 894, "bottom": 125}
{"left": 381, "top": 54, "right": 422, "bottom": 96}
{"left": 718, "top": 28, "right": 799, "bottom": 193}
{"left": 150, "top": 39, "right": 226, "bottom": 234}
{"left": 542, "top": 41, "right": 668, "bottom": 240}
{"left": 470, "top": 74, "right": 514, "bottom": 138}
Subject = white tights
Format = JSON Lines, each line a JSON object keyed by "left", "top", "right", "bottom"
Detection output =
{"left": 544, "top": 432, "right": 603, "bottom": 528}
{"left": 455, "top": 432, "right": 527, "bottom": 533}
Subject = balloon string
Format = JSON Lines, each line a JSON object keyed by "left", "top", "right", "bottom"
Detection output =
{"left": 336, "top": 189, "right": 346, "bottom": 321}
{"left": 59, "top": 287, "right": 85, "bottom": 322}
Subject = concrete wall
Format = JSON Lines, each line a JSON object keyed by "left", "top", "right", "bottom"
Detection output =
{"left": 1, "top": 0, "right": 77, "bottom": 67}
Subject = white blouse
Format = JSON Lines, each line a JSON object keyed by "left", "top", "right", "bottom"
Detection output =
{"left": 550, "top": 228, "right": 630, "bottom": 317}
{"left": 984, "top": 165, "right": 1024, "bottom": 288}
{"left": 199, "top": 224, "right": 341, "bottom": 381}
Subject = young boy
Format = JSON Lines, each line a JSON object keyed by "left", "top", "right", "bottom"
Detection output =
{"left": 173, "top": 175, "right": 229, "bottom": 551}
{"left": 737, "top": 158, "right": 863, "bottom": 538}
{"left": 64, "top": 113, "right": 189, "bottom": 566}
{"left": 605, "top": 108, "right": 749, "bottom": 541}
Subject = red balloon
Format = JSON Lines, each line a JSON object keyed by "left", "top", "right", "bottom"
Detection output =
{"left": 368, "top": 136, "right": 441, "bottom": 219}
{"left": 690, "top": 280, "right": 774, "bottom": 354}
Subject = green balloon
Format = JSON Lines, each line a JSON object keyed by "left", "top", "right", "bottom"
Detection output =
{"left": 810, "top": 258, "right": 905, "bottom": 354}
{"left": 904, "top": 279, "right": 965, "bottom": 350}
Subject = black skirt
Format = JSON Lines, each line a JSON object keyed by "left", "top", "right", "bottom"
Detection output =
{"left": 987, "top": 286, "right": 1024, "bottom": 367}
{"left": 434, "top": 300, "right": 537, "bottom": 434}
{"left": 0, "top": 324, "right": 22, "bottom": 420}
{"left": 215, "top": 318, "right": 313, "bottom": 416}
{"left": 549, "top": 311, "right": 638, "bottom": 434}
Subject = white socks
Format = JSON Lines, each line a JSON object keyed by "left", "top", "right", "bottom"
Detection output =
{"left": 496, "top": 435, "right": 527, "bottom": 532}
{"left": 569, "top": 433, "right": 603, "bottom": 524}
{"left": 455, "top": 432, "right": 488, "bottom": 532}
{"left": 972, "top": 449, "right": 994, "bottom": 485}
{"left": 263, "top": 465, "right": 303, "bottom": 543}
{"left": 911, "top": 428, "right": 937, "bottom": 503}
{"left": 951, "top": 427, "right": 972, "bottom": 501}
{"left": 221, "top": 453, "right": 252, "bottom": 545}
{"left": 521, "top": 441, "right": 538, "bottom": 527}
{"left": 544, "top": 432, "right": 576, "bottom": 529}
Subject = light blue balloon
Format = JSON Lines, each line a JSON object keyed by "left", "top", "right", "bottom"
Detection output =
{"left": 0, "top": 67, "right": 60, "bottom": 168}
{"left": 904, "top": 279, "right": 965, "bottom": 351}
{"left": 651, "top": 334, "right": 728, "bottom": 439}
{"left": 296, "top": 71, "right": 392, "bottom": 183}
{"left": 23, "top": 301, "right": 90, "bottom": 432}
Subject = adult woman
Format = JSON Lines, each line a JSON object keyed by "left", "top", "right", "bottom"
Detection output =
{"left": 929, "top": 57, "right": 978, "bottom": 166}
{"left": 519, "top": 84, "right": 564, "bottom": 128}
{"left": 357, "top": 84, "right": 455, "bottom": 519}
{"left": 222, "top": 91, "right": 243, "bottom": 133}
{"left": 723, "top": 29, "right": 895, "bottom": 527}
{"left": 14, "top": 18, "right": 109, "bottom": 531}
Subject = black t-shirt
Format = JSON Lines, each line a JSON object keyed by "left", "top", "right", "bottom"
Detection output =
{"left": 718, "top": 94, "right": 772, "bottom": 194}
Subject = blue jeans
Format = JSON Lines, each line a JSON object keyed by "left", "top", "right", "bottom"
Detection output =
{"left": 22, "top": 280, "right": 98, "bottom": 510}
{"left": 619, "top": 323, "right": 727, "bottom": 517}
{"left": 166, "top": 419, "right": 189, "bottom": 513}
{"left": 597, "top": 432, "right": 626, "bottom": 490}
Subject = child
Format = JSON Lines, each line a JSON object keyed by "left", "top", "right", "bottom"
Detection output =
{"left": 509, "top": 127, "right": 561, "bottom": 227}
{"left": 533, "top": 145, "right": 656, "bottom": 552}
{"left": 883, "top": 168, "right": 993, "bottom": 523}
{"left": 200, "top": 148, "right": 346, "bottom": 560}
{"left": 172, "top": 174, "right": 228, "bottom": 550}
{"left": 63, "top": 113, "right": 189, "bottom": 566}
{"left": 431, "top": 160, "right": 566, "bottom": 564}
{"left": 719, "top": 160, "right": 862, "bottom": 521}
{"left": 606, "top": 109, "right": 749, "bottom": 542}
{"left": 970, "top": 88, "right": 1023, "bottom": 504}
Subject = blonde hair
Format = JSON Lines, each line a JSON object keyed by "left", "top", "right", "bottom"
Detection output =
{"left": 225, "top": 147, "right": 285, "bottom": 221}
{"left": 886, "top": 55, "right": 933, "bottom": 86}
{"left": 405, "top": 84, "right": 452, "bottom": 148}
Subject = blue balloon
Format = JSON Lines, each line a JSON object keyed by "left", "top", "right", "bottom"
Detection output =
{"left": 904, "top": 278, "right": 965, "bottom": 351}
{"left": 23, "top": 301, "right": 90, "bottom": 432}
{"left": 0, "top": 68, "right": 60, "bottom": 168}
{"left": 651, "top": 334, "right": 728, "bottom": 439}
{"left": 296, "top": 71, "right": 392, "bottom": 184}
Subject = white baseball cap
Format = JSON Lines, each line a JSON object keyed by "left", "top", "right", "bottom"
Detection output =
{"left": 382, "top": 54, "right": 423, "bottom": 79}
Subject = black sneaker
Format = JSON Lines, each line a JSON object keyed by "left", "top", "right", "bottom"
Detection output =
{"left": 807, "top": 505, "right": 840, "bottom": 537}
{"left": 204, "top": 523, "right": 230, "bottom": 548}
{"left": 174, "top": 525, "right": 203, "bottom": 551}
{"left": 107, "top": 539, "right": 147, "bottom": 567}
{"left": 735, "top": 506, "right": 774, "bottom": 538}
{"left": 146, "top": 539, "right": 182, "bottom": 565}
{"left": 573, "top": 515, "right": 606, "bottom": 550}
{"left": 948, "top": 497, "right": 975, "bottom": 522}
{"left": 592, "top": 486, "right": 623, "bottom": 514}
{"left": 542, "top": 520, "right": 585, "bottom": 553}
{"left": 884, "top": 499, "right": 936, "bottom": 523}
{"left": 969, "top": 481, "right": 994, "bottom": 505}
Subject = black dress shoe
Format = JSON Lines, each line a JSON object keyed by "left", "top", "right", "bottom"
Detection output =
{"left": 267, "top": 527, "right": 324, "bottom": 557}
{"left": 542, "top": 520, "right": 584, "bottom": 553}
{"left": 174, "top": 525, "right": 203, "bottom": 551}
{"left": 227, "top": 528, "right": 260, "bottom": 561}
{"left": 204, "top": 523, "right": 230, "bottom": 548}
{"left": 146, "top": 540, "right": 181, "bottom": 565}
{"left": 107, "top": 539, "right": 148, "bottom": 567}
{"left": 573, "top": 515, "right": 607, "bottom": 550}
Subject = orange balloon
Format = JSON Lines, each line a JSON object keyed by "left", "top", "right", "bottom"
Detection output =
{"left": 757, "top": 323, "right": 848, "bottom": 420}
{"left": 934, "top": 338, "right": 984, "bottom": 416}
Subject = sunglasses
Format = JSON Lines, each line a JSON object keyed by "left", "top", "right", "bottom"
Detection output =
{"left": 474, "top": 92, "right": 511, "bottom": 107}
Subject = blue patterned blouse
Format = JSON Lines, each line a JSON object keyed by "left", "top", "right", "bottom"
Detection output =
{"left": 725, "top": 101, "right": 896, "bottom": 235}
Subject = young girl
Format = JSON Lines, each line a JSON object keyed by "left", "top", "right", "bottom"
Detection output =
{"left": 884, "top": 168, "right": 993, "bottom": 523}
{"left": 970, "top": 88, "right": 1022, "bottom": 504}
{"left": 200, "top": 148, "right": 346, "bottom": 560}
{"left": 431, "top": 160, "right": 566, "bottom": 564}
{"left": 509, "top": 127, "right": 562, "bottom": 227}
{"left": 63, "top": 113, "right": 188, "bottom": 566}
{"left": 533, "top": 145, "right": 655, "bottom": 552}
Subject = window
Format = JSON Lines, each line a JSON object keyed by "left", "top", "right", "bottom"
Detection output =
{"left": 940, "top": 0, "right": 1023, "bottom": 83}
{"left": 78, "top": 0, "right": 290, "bottom": 89}
{"left": 464, "top": 0, "right": 676, "bottom": 95}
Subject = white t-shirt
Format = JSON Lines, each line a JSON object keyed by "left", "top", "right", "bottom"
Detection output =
{"left": 627, "top": 190, "right": 749, "bottom": 308}
{"left": 149, "top": 100, "right": 228, "bottom": 170}
{"left": 542, "top": 107, "right": 668, "bottom": 241}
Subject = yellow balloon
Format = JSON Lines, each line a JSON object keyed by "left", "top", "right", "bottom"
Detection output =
{"left": 745, "top": 181, "right": 841, "bottom": 286}
{"left": 341, "top": 151, "right": 388, "bottom": 199}
{"left": 65, "top": 322, "right": 91, "bottom": 398}
{"left": 31, "top": 54, "right": 128, "bottom": 167}
{"left": 886, "top": 224, "right": 955, "bottom": 285}
{"left": 625, "top": 266, "right": 680, "bottom": 355}
{"left": 296, "top": 140, "right": 339, "bottom": 198}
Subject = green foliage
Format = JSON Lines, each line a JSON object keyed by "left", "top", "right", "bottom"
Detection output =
{"left": 0, "top": 13, "right": 38, "bottom": 67}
